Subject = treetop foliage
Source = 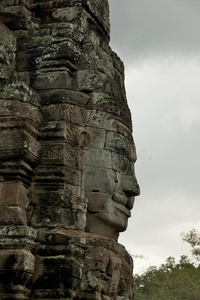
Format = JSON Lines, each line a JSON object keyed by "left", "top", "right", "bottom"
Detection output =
{"left": 134, "top": 229, "right": 200, "bottom": 300}
{"left": 181, "top": 228, "right": 200, "bottom": 261}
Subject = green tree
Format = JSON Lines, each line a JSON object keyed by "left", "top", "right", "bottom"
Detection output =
{"left": 134, "top": 230, "right": 200, "bottom": 299}
{"left": 181, "top": 229, "right": 200, "bottom": 261}
{"left": 134, "top": 256, "right": 200, "bottom": 299}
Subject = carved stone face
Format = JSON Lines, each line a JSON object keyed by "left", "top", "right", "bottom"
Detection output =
{"left": 81, "top": 102, "right": 140, "bottom": 240}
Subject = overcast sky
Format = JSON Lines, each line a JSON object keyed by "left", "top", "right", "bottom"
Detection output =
{"left": 109, "top": 0, "right": 200, "bottom": 274}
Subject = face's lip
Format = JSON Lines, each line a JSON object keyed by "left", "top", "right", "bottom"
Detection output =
{"left": 112, "top": 192, "right": 131, "bottom": 217}
{"left": 112, "top": 200, "right": 131, "bottom": 217}
{"left": 112, "top": 192, "right": 127, "bottom": 206}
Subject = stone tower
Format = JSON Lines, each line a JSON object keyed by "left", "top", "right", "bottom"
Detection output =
{"left": 0, "top": 0, "right": 140, "bottom": 299}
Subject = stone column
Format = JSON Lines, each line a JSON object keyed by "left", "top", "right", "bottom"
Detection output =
{"left": 0, "top": 2, "right": 41, "bottom": 298}
{"left": 0, "top": 1, "right": 140, "bottom": 299}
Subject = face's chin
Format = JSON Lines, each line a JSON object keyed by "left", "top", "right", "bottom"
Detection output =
{"left": 96, "top": 206, "right": 129, "bottom": 230}
{"left": 85, "top": 212, "right": 128, "bottom": 240}
{"left": 85, "top": 192, "right": 132, "bottom": 239}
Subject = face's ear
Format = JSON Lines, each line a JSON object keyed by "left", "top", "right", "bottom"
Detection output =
{"left": 77, "top": 128, "right": 91, "bottom": 149}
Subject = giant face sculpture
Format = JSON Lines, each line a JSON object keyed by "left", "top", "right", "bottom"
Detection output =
{"left": 81, "top": 96, "right": 140, "bottom": 240}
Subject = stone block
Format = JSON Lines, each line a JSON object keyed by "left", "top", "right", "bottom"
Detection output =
{"left": 50, "top": 6, "right": 82, "bottom": 23}
{"left": 85, "top": 245, "right": 109, "bottom": 272}
{"left": 107, "top": 255, "right": 122, "bottom": 296}
{"left": 76, "top": 292, "right": 102, "bottom": 300}
{"left": 86, "top": 110, "right": 112, "bottom": 130}
{"left": 31, "top": 70, "right": 74, "bottom": 90}
{"left": 33, "top": 166, "right": 81, "bottom": 188}
{"left": 17, "top": 71, "right": 30, "bottom": 85}
{"left": 0, "top": 0, "right": 31, "bottom": 8}
{"left": 0, "top": 82, "right": 41, "bottom": 107}
{"left": 41, "top": 105, "right": 65, "bottom": 121}
{"left": 107, "top": 254, "right": 122, "bottom": 276}
{"left": 0, "top": 23, "right": 16, "bottom": 80}
{"left": 30, "top": 205, "right": 75, "bottom": 228}
{"left": 16, "top": 50, "right": 32, "bottom": 71}
{"left": 85, "top": 192, "right": 110, "bottom": 213}
{"left": 86, "top": 235, "right": 112, "bottom": 251}
{"left": 87, "top": 93, "right": 132, "bottom": 129}
{"left": 105, "top": 131, "right": 132, "bottom": 157}
{"left": 121, "top": 259, "right": 133, "bottom": 281}
{"left": 112, "top": 119, "right": 133, "bottom": 140}
{"left": 116, "top": 297, "right": 131, "bottom": 300}
{"left": 86, "top": 271, "right": 98, "bottom": 289}
{"left": 76, "top": 69, "right": 112, "bottom": 94}
{"left": 33, "top": 256, "right": 82, "bottom": 290}
{"left": 0, "top": 249, "right": 35, "bottom": 298}
{"left": 0, "top": 205, "right": 27, "bottom": 225}
{"left": 92, "top": 120, "right": 130, "bottom": 146}
{"left": 30, "top": 185, "right": 80, "bottom": 208}
{"left": 0, "top": 99, "right": 42, "bottom": 127}
{"left": 0, "top": 160, "right": 33, "bottom": 187}
{"left": 42, "top": 121, "right": 70, "bottom": 140}
{"left": 0, "top": 181, "right": 29, "bottom": 209}
{"left": 82, "top": 45, "right": 113, "bottom": 76}
{"left": 36, "top": 230, "right": 86, "bottom": 246}
{"left": 82, "top": 166, "right": 116, "bottom": 194}
{"left": 41, "top": 142, "right": 77, "bottom": 167}
{"left": 0, "top": 63, "right": 13, "bottom": 81}
{"left": 86, "top": 108, "right": 133, "bottom": 135}
{"left": 85, "top": 126, "right": 106, "bottom": 149}
{"left": 39, "top": 89, "right": 89, "bottom": 107}
{"left": 83, "top": 0, "right": 110, "bottom": 38}
{"left": 0, "top": 5, "right": 33, "bottom": 30}
{"left": 46, "top": 22, "right": 84, "bottom": 43}
{"left": 0, "top": 130, "right": 23, "bottom": 155}
{"left": 0, "top": 225, "right": 37, "bottom": 250}
{"left": 81, "top": 148, "right": 112, "bottom": 169}
{"left": 84, "top": 30, "right": 100, "bottom": 47}
{"left": 17, "top": 29, "right": 53, "bottom": 51}
{"left": 32, "top": 0, "right": 82, "bottom": 9}
{"left": 124, "top": 249, "right": 134, "bottom": 268}
{"left": 0, "top": 249, "right": 35, "bottom": 273}
{"left": 33, "top": 6, "right": 85, "bottom": 28}
{"left": 22, "top": 39, "right": 81, "bottom": 70}
{"left": 111, "top": 51, "right": 125, "bottom": 75}
{"left": 111, "top": 243, "right": 126, "bottom": 259}
{"left": 41, "top": 103, "right": 86, "bottom": 125}
{"left": 0, "top": 129, "right": 41, "bottom": 165}
{"left": 0, "top": 22, "right": 16, "bottom": 56}
{"left": 112, "top": 152, "right": 132, "bottom": 175}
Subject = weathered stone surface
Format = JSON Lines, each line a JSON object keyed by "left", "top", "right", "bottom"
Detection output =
{"left": 29, "top": 232, "right": 133, "bottom": 299}
{"left": 83, "top": 166, "right": 116, "bottom": 194}
{"left": 0, "top": 226, "right": 36, "bottom": 298}
{"left": 0, "top": 23, "right": 16, "bottom": 80}
{"left": 0, "top": 181, "right": 29, "bottom": 208}
{"left": 0, "top": 2, "right": 34, "bottom": 30}
{"left": 0, "top": 0, "right": 140, "bottom": 299}
{"left": 0, "top": 225, "right": 37, "bottom": 249}
{"left": 31, "top": 70, "right": 74, "bottom": 90}
{"left": 0, "top": 205, "right": 27, "bottom": 225}
{"left": 39, "top": 89, "right": 89, "bottom": 107}
{"left": 0, "top": 82, "right": 41, "bottom": 107}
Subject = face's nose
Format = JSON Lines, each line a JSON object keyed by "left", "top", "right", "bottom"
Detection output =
{"left": 122, "top": 175, "right": 140, "bottom": 197}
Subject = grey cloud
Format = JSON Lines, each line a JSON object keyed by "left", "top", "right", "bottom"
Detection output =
{"left": 109, "top": 0, "right": 200, "bottom": 62}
